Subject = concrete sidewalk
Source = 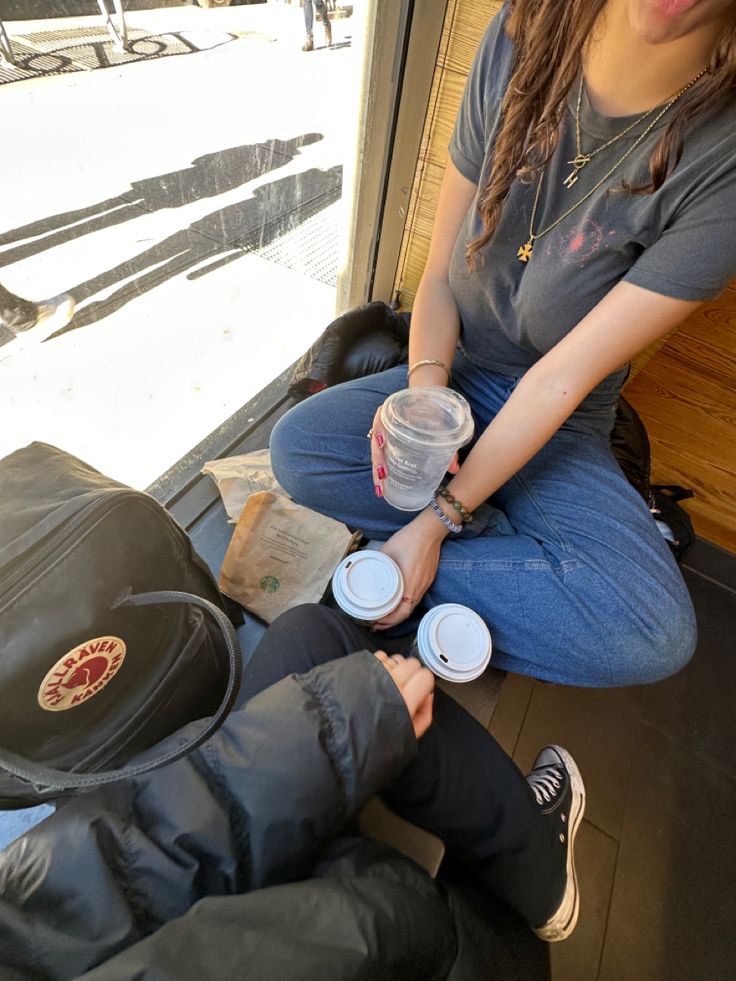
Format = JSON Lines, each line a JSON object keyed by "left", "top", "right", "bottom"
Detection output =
{"left": 0, "top": 0, "right": 355, "bottom": 489}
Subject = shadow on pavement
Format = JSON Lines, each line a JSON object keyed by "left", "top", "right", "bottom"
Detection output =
{"left": 0, "top": 134, "right": 323, "bottom": 266}
{"left": 54, "top": 163, "right": 343, "bottom": 334}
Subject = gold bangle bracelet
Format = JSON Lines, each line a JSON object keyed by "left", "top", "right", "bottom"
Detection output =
{"left": 407, "top": 358, "right": 451, "bottom": 380}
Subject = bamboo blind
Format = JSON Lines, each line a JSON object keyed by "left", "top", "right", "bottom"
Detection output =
{"left": 394, "top": 0, "right": 501, "bottom": 309}
{"left": 393, "top": 0, "right": 736, "bottom": 551}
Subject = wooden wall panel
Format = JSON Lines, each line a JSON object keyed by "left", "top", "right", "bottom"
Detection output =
{"left": 393, "top": 0, "right": 736, "bottom": 551}
{"left": 624, "top": 286, "right": 736, "bottom": 551}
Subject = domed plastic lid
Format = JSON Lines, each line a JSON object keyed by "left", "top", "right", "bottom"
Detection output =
{"left": 331, "top": 551, "right": 404, "bottom": 621}
{"left": 416, "top": 604, "right": 491, "bottom": 682}
{"left": 382, "top": 387, "right": 474, "bottom": 449}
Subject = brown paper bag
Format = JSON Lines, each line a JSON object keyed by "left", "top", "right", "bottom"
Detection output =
{"left": 219, "top": 492, "right": 359, "bottom": 623}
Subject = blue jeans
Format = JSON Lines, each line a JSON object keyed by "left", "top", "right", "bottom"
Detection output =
{"left": 303, "top": 0, "right": 327, "bottom": 33}
{"left": 270, "top": 351, "right": 697, "bottom": 686}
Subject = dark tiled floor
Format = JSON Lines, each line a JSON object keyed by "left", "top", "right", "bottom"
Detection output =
{"left": 489, "top": 551, "right": 736, "bottom": 981}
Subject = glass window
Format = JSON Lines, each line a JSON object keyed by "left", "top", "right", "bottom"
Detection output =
{"left": 0, "top": 0, "right": 356, "bottom": 488}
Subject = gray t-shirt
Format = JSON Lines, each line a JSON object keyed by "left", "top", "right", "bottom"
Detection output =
{"left": 448, "top": 5, "right": 736, "bottom": 402}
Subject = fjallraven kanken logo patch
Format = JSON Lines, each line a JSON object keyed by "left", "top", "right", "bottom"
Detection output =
{"left": 38, "top": 637, "right": 126, "bottom": 712}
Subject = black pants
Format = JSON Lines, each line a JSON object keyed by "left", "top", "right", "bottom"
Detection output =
{"left": 242, "top": 604, "right": 556, "bottom": 926}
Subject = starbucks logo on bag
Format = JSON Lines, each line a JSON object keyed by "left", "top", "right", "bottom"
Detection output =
{"left": 38, "top": 637, "right": 126, "bottom": 712}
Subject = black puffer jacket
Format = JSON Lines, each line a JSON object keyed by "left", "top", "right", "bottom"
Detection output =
{"left": 289, "top": 301, "right": 410, "bottom": 399}
{"left": 0, "top": 653, "right": 545, "bottom": 981}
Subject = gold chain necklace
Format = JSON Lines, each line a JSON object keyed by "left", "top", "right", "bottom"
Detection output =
{"left": 517, "top": 68, "right": 707, "bottom": 264}
{"left": 564, "top": 76, "right": 661, "bottom": 189}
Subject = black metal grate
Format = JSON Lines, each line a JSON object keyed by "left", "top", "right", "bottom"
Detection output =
{"left": 15, "top": 24, "right": 148, "bottom": 49}
{"left": 256, "top": 199, "right": 342, "bottom": 287}
{"left": 0, "top": 26, "right": 238, "bottom": 86}
{"left": 0, "top": 39, "right": 79, "bottom": 81}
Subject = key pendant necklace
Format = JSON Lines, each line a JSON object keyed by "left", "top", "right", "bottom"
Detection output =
{"left": 517, "top": 67, "right": 707, "bottom": 263}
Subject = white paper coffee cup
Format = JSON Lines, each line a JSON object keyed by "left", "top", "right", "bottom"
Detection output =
{"left": 331, "top": 550, "right": 404, "bottom": 623}
{"left": 413, "top": 604, "right": 491, "bottom": 682}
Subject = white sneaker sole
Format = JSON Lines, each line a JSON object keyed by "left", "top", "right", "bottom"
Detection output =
{"left": 533, "top": 745, "right": 586, "bottom": 943}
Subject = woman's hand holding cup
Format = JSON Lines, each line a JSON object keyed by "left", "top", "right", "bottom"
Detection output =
{"left": 375, "top": 512, "right": 447, "bottom": 629}
{"left": 368, "top": 402, "right": 389, "bottom": 499}
{"left": 368, "top": 400, "right": 459, "bottom": 500}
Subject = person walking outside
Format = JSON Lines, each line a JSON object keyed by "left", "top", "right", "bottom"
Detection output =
{"left": 302, "top": 0, "right": 332, "bottom": 51}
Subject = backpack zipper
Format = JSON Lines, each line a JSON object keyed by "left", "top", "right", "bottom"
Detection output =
{"left": 1, "top": 489, "right": 141, "bottom": 600}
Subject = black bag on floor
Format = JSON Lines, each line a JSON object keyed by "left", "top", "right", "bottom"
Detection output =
{"left": 289, "top": 300, "right": 410, "bottom": 399}
{"left": 611, "top": 398, "right": 695, "bottom": 563}
{"left": 0, "top": 443, "right": 242, "bottom": 808}
{"left": 650, "top": 484, "right": 696, "bottom": 564}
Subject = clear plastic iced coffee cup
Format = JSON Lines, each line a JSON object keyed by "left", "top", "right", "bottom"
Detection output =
{"left": 331, "top": 550, "right": 404, "bottom": 625}
{"left": 381, "top": 387, "right": 474, "bottom": 511}
{"left": 410, "top": 604, "right": 492, "bottom": 682}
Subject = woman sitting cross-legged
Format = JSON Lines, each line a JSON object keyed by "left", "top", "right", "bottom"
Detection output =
{"left": 270, "top": 0, "right": 736, "bottom": 687}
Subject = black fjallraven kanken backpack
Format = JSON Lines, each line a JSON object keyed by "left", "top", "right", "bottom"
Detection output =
{"left": 0, "top": 443, "right": 242, "bottom": 808}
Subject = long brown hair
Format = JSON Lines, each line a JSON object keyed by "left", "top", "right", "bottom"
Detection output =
{"left": 466, "top": 0, "right": 736, "bottom": 267}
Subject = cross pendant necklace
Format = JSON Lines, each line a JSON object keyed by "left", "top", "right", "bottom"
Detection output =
{"left": 563, "top": 153, "right": 592, "bottom": 189}
{"left": 517, "top": 239, "right": 534, "bottom": 262}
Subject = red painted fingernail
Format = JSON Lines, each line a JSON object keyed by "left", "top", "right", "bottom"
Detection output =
{"left": 376, "top": 434, "right": 384, "bottom": 448}
{"left": 377, "top": 465, "right": 386, "bottom": 479}
{"left": 375, "top": 484, "right": 383, "bottom": 497}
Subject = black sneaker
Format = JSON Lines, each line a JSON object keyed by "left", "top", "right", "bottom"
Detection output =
{"left": 526, "top": 745, "right": 585, "bottom": 942}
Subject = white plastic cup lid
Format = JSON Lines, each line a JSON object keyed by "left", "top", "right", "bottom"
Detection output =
{"left": 331, "top": 551, "right": 404, "bottom": 621}
{"left": 416, "top": 604, "right": 491, "bottom": 682}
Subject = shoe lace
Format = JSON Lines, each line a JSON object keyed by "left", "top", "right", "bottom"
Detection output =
{"left": 527, "top": 764, "right": 563, "bottom": 805}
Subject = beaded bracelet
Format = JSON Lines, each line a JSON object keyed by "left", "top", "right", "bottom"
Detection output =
{"left": 429, "top": 496, "right": 463, "bottom": 534}
{"left": 437, "top": 484, "right": 474, "bottom": 524}
{"left": 407, "top": 358, "right": 451, "bottom": 381}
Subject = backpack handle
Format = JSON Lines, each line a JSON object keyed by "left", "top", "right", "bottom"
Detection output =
{"left": 0, "top": 590, "right": 242, "bottom": 792}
